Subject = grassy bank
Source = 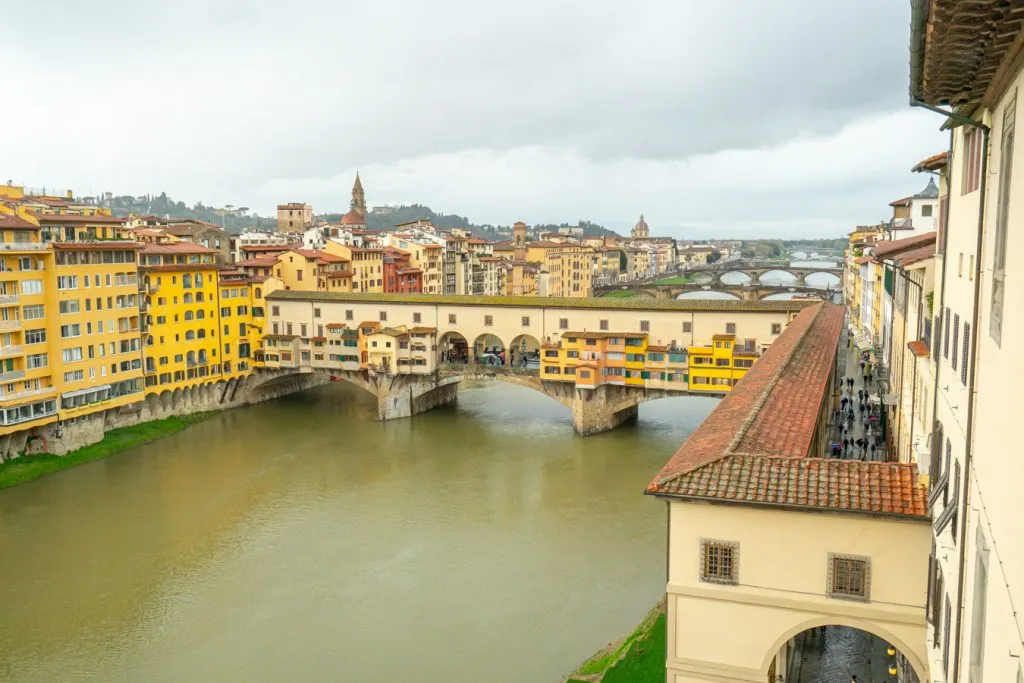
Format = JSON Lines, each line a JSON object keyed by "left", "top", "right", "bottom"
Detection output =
{"left": 600, "top": 290, "right": 637, "bottom": 298}
{"left": 0, "top": 412, "right": 217, "bottom": 491}
{"left": 653, "top": 275, "right": 689, "bottom": 285}
{"left": 566, "top": 598, "right": 666, "bottom": 683}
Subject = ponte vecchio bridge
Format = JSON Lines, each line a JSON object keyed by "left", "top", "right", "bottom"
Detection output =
{"left": 252, "top": 292, "right": 813, "bottom": 435}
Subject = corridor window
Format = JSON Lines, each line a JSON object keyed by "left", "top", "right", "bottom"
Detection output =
{"left": 484, "top": 315, "right": 493, "bottom": 327}
{"left": 413, "top": 312, "right": 422, "bottom": 324}
{"left": 700, "top": 539, "right": 738, "bottom": 585}
{"left": 682, "top": 321, "right": 692, "bottom": 333}
{"left": 640, "top": 320, "right": 649, "bottom": 332}
{"left": 521, "top": 316, "right": 530, "bottom": 327}
{"left": 600, "top": 319, "right": 609, "bottom": 330}
{"left": 771, "top": 323, "right": 782, "bottom": 335}
{"left": 559, "top": 318, "right": 568, "bottom": 330}
{"left": 828, "top": 554, "right": 870, "bottom": 601}
{"left": 726, "top": 322, "right": 736, "bottom": 334}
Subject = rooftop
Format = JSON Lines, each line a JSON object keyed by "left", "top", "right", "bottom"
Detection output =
{"left": 266, "top": 290, "right": 816, "bottom": 313}
{"left": 872, "top": 231, "right": 937, "bottom": 260}
{"left": 0, "top": 214, "right": 39, "bottom": 230}
{"left": 139, "top": 242, "right": 218, "bottom": 255}
{"left": 35, "top": 214, "right": 126, "bottom": 225}
{"left": 646, "top": 303, "right": 928, "bottom": 520}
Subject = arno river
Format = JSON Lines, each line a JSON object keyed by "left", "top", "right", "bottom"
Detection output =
{"left": 0, "top": 382, "right": 717, "bottom": 683}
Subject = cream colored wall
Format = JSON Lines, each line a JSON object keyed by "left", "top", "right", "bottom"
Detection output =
{"left": 958, "top": 67, "right": 1024, "bottom": 683}
{"left": 665, "top": 500, "right": 931, "bottom": 682}
{"left": 268, "top": 298, "right": 798, "bottom": 357}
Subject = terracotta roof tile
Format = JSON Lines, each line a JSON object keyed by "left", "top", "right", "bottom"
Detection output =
{"left": 0, "top": 214, "right": 39, "bottom": 229}
{"left": 646, "top": 302, "right": 928, "bottom": 520}
{"left": 871, "top": 231, "right": 937, "bottom": 258}
{"left": 908, "top": 340, "right": 930, "bottom": 357}
{"left": 140, "top": 242, "right": 217, "bottom": 255}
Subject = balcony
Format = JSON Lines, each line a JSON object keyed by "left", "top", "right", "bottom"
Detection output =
{"left": 0, "top": 369, "right": 26, "bottom": 382}
{"left": 0, "top": 294, "right": 19, "bottom": 305}
{"left": 0, "top": 386, "right": 57, "bottom": 402}
{"left": 0, "top": 242, "right": 48, "bottom": 252}
{"left": 0, "top": 320, "right": 20, "bottom": 331}
{"left": 0, "top": 345, "right": 24, "bottom": 358}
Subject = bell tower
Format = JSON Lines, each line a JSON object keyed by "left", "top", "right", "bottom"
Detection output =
{"left": 351, "top": 172, "right": 367, "bottom": 218}
{"left": 513, "top": 221, "right": 527, "bottom": 260}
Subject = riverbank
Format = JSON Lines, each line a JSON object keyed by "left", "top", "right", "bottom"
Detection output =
{"left": 565, "top": 597, "right": 666, "bottom": 683}
{"left": 0, "top": 412, "right": 217, "bottom": 491}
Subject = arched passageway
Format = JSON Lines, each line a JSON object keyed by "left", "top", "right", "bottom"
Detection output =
{"left": 675, "top": 290, "right": 741, "bottom": 301}
{"left": 769, "top": 623, "right": 922, "bottom": 683}
{"left": 438, "top": 331, "right": 470, "bottom": 366}
{"left": 473, "top": 334, "right": 505, "bottom": 367}
{"left": 509, "top": 334, "right": 541, "bottom": 369}
{"left": 719, "top": 271, "right": 752, "bottom": 285}
{"left": 757, "top": 269, "right": 799, "bottom": 285}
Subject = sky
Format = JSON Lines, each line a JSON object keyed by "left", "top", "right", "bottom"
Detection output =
{"left": 1, "top": 0, "right": 947, "bottom": 239}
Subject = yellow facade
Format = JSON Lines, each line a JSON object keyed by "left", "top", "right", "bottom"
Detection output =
{"left": 687, "top": 333, "right": 755, "bottom": 392}
{"left": 322, "top": 242, "right": 383, "bottom": 293}
{"left": 540, "top": 331, "right": 689, "bottom": 390}
{"left": 272, "top": 249, "right": 352, "bottom": 292}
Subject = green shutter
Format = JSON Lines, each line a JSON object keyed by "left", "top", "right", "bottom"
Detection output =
{"left": 884, "top": 267, "right": 894, "bottom": 296}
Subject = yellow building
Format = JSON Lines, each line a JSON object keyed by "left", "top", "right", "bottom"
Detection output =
{"left": 139, "top": 243, "right": 233, "bottom": 393}
{"left": 686, "top": 333, "right": 756, "bottom": 392}
{"left": 363, "top": 326, "right": 438, "bottom": 375}
{"left": 540, "top": 330, "right": 690, "bottom": 391}
{"left": 322, "top": 242, "right": 383, "bottom": 292}
{"left": 272, "top": 248, "right": 352, "bottom": 292}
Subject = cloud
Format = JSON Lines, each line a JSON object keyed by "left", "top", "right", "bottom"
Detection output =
{"left": 0, "top": 0, "right": 946, "bottom": 237}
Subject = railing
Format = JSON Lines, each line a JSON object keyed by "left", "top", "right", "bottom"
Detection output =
{"left": 0, "top": 242, "right": 48, "bottom": 252}
{"left": 0, "top": 370, "right": 26, "bottom": 382}
{"left": 0, "top": 294, "right": 19, "bottom": 305}
{"left": 0, "top": 386, "right": 56, "bottom": 402}
{"left": 0, "top": 320, "right": 20, "bottom": 331}
{"left": 0, "top": 345, "right": 24, "bottom": 357}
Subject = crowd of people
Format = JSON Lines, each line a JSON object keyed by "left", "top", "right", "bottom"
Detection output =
{"left": 829, "top": 350, "right": 884, "bottom": 461}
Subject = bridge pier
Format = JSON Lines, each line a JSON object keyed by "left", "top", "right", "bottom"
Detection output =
{"left": 571, "top": 384, "right": 641, "bottom": 436}
{"left": 372, "top": 374, "right": 461, "bottom": 421}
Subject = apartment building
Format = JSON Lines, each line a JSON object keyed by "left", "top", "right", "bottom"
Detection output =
{"left": 323, "top": 242, "right": 384, "bottom": 292}
{"left": 910, "top": 3, "right": 1024, "bottom": 681}
{"left": 686, "top": 333, "right": 757, "bottom": 393}
{"left": 276, "top": 202, "right": 313, "bottom": 234}
{"left": 540, "top": 330, "right": 689, "bottom": 391}
{"left": 272, "top": 249, "right": 353, "bottom": 292}
{"left": 379, "top": 233, "right": 444, "bottom": 294}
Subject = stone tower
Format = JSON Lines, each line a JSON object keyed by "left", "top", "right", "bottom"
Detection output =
{"left": 351, "top": 172, "right": 367, "bottom": 218}
{"left": 513, "top": 221, "right": 527, "bottom": 260}
{"left": 632, "top": 213, "right": 650, "bottom": 239}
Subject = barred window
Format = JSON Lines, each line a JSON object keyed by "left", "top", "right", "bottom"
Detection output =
{"left": 682, "top": 321, "right": 692, "bottom": 333}
{"left": 640, "top": 320, "right": 650, "bottom": 332}
{"left": 951, "top": 314, "right": 960, "bottom": 370}
{"left": 700, "top": 539, "right": 738, "bottom": 585}
{"left": 961, "top": 322, "right": 970, "bottom": 385}
{"left": 600, "top": 319, "right": 609, "bottom": 331}
{"left": 828, "top": 554, "right": 870, "bottom": 601}
{"left": 726, "top": 322, "right": 736, "bottom": 334}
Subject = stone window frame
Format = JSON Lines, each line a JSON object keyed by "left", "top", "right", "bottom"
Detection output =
{"left": 827, "top": 552, "right": 871, "bottom": 602}
{"left": 699, "top": 538, "right": 739, "bottom": 585}
{"left": 682, "top": 321, "right": 692, "bottom": 333}
{"left": 484, "top": 315, "right": 494, "bottom": 327}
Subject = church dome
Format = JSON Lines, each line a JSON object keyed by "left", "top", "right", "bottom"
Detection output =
{"left": 341, "top": 209, "right": 365, "bottom": 226}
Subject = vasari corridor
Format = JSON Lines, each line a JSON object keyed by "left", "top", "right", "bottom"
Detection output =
{"left": 4, "top": 1, "right": 1024, "bottom": 682}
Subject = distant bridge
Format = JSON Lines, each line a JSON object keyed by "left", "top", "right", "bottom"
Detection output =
{"left": 665, "top": 259, "right": 843, "bottom": 287}
{"left": 595, "top": 281, "right": 836, "bottom": 302}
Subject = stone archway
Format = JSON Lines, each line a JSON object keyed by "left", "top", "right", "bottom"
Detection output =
{"left": 437, "top": 331, "right": 470, "bottom": 367}
{"left": 473, "top": 333, "right": 506, "bottom": 367}
{"left": 509, "top": 333, "right": 541, "bottom": 369}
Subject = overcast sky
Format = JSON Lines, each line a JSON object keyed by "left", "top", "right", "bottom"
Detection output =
{"left": 2, "top": 0, "right": 945, "bottom": 238}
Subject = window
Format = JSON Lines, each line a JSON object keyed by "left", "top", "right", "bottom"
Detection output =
{"left": 944, "top": 307, "right": 951, "bottom": 358}
{"left": 449, "top": 314, "right": 457, "bottom": 324}
{"left": 943, "top": 595, "right": 953, "bottom": 677}
{"left": 300, "top": 324, "right": 307, "bottom": 337}
{"left": 60, "top": 324, "right": 81, "bottom": 338}
{"left": 961, "top": 322, "right": 970, "bottom": 385}
{"left": 640, "top": 320, "right": 649, "bottom": 332}
{"left": 272, "top": 305, "right": 280, "bottom": 316}
{"left": 59, "top": 300, "right": 79, "bottom": 315}
{"left": 682, "top": 321, "right": 692, "bottom": 333}
{"left": 484, "top": 315, "right": 493, "bottom": 326}
{"left": 413, "top": 312, "right": 421, "bottom": 324}
{"left": 346, "top": 309, "right": 353, "bottom": 321}
{"left": 56, "top": 275, "right": 78, "bottom": 290}
{"left": 23, "top": 305, "right": 44, "bottom": 320}
{"left": 828, "top": 554, "right": 870, "bottom": 601}
{"left": 21, "top": 279, "right": 42, "bottom": 295}
{"left": 379, "top": 311, "right": 387, "bottom": 322}
{"left": 599, "top": 319, "right": 609, "bottom": 331}
{"left": 62, "top": 347, "right": 83, "bottom": 363}
{"left": 922, "top": 204, "right": 933, "bottom": 217}
{"left": 24, "top": 329, "right": 46, "bottom": 344}
{"left": 771, "top": 323, "right": 782, "bottom": 335}
{"left": 962, "top": 125, "right": 983, "bottom": 195}
{"left": 725, "top": 322, "right": 736, "bottom": 334}
{"left": 951, "top": 313, "right": 960, "bottom": 370}
{"left": 64, "top": 370, "right": 84, "bottom": 383}
{"left": 559, "top": 318, "right": 568, "bottom": 330}
{"left": 992, "top": 95, "right": 1015, "bottom": 343}
{"left": 521, "top": 316, "right": 530, "bottom": 327}
{"left": 699, "top": 539, "right": 738, "bottom": 585}
{"left": 26, "top": 353, "right": 47, "bottom": 369}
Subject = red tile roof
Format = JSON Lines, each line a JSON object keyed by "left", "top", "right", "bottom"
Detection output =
{"left": 35, "top": 214, "right": 126, "bottom": 225}
{"left": 646, "top": 303, "right": 928, "bottom": 520}
{"left": 140, "top": 242, "right": 217, "bottom": 255}
{"left": 912, "top": 152, "right": 949, "bottom": 173}
{"left": 871, "top": 231, "right": 937, "bottom": 258}
{"left": 236, "top": 257, "right": 278, "bottom": 267}
{"left": 854, "top": 255, "right": 874, "bottom": 265}
{"left": 0, "top": 214, "right": 39, "bottom": 229}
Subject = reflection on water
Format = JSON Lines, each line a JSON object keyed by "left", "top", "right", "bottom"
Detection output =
{"left": 0, "top": 382, "right": 717, "bottom": 683}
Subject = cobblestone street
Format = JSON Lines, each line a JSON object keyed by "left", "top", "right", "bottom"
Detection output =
{"left": 793, "top": 626, "right": 898, "bottom": 682}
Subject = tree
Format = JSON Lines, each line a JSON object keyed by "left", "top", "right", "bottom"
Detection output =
{"left": 707, "top": 249, "right": 722, "bottom": 264}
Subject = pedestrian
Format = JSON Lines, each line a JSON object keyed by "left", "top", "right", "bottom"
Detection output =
{"left": 870, "top": 443, "right": 876, "bottom": 460}
{"left": 843, "top": 437, "right": 850, "bottom": 452}
{"left": 863, "top": 372, "right": 869, "bottom": 385}
{"left": 841, "top": 396, "right": 848, "bottom": 410}
{"left": 857, "top": 389, "right": 864, "bottom": 402}
{"left": 860, "top": 359, "right": 866, "bottom": 372}
{"left": 852, "top": 674, "right": 858, "bottom": 683}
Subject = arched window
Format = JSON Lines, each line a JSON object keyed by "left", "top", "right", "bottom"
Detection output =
{"left": 198, "top": 350, "right": 208, "bottom": 364}
{"left": 255, "top": 288, "right": 262, "bottom": 299}
{"left": 184, "top": 311, "right": 194, "bottom": 321}
{"left": 183, "top": 293, "right": 193, "bottom": 303}
{"left": 182, "top": 274, "right": 192, "bottom": 288}
{"left": 196, "top": 310, "right": 205, "bottom": 319}
{"left": 185, "top": 330, "right": 195, "bottom": 340}
{"left": 197, "top": 329, "right": 206, "bottom": 339}
{"left": 186, "top": 351, "right": 196, "bottom": 365}
{"left": 195, "top": 273, "right": 203, "bottom": 286}
{"left": 196, "top": 292, "right": 204, "bottom": 302}
{"left": 145, "top": 296, "right": 152, "bottom": 308}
